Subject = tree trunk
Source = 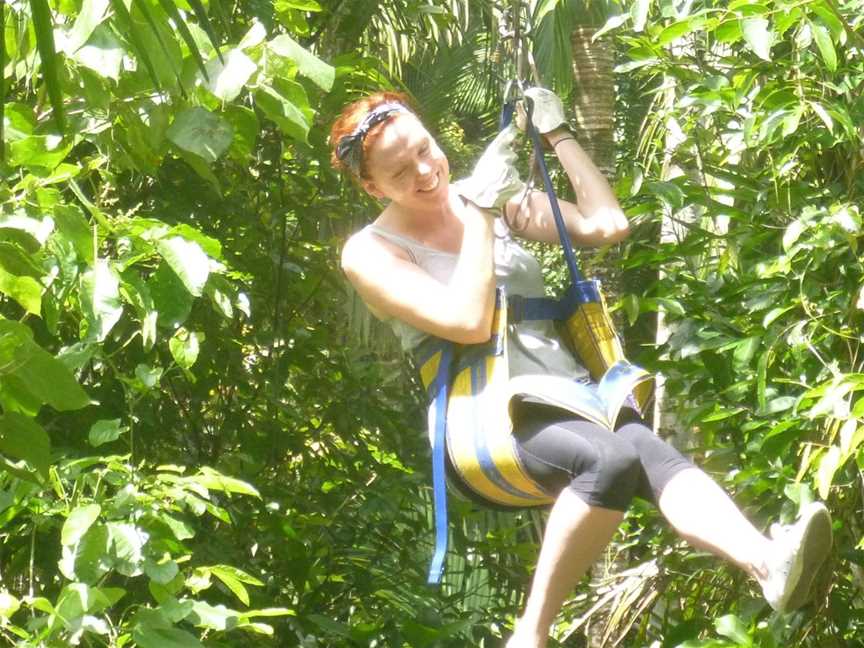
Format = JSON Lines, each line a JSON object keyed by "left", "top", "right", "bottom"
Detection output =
{"left": 570, "top": 26, "right": 616, "bottom": 178}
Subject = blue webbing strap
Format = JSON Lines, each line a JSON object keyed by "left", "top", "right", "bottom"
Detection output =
{"left": 427, "top": 342, "right": 453, "bottom": 585}
{"left": 523, "top": 99, "right": 585, "bottom": 287}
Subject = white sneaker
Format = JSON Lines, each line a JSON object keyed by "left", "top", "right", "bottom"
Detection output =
{"left": 758, "top": 501, "right": 832, "bottom": 612}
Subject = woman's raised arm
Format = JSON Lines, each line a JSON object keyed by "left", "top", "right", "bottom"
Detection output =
{"left": 505, "top": 89, "right": 630, "bottom": 247}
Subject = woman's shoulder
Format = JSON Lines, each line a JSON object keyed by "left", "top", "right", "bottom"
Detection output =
{"left": 341, "top": 222, "right": 412, "bottom": 273}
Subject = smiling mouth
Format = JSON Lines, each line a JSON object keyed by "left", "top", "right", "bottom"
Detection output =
{"left": 418, "top": 172, "right": 440, "bottom": 193}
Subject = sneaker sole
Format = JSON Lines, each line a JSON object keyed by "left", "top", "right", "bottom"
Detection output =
{"left": 782, "top": 503, "right": 832, "bottom": 612}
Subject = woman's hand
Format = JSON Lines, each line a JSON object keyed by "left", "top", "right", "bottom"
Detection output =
{"left": 515, "top": 87, "right": 568, "bottom": 135}
{"left": 454, "top": 123, "right": 525, "bottom": 210}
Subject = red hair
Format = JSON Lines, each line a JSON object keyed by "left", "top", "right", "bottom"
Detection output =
{"left": 329, "top": 91, "right": 415, "bottom": 179}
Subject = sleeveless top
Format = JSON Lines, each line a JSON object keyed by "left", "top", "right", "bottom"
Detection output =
{"left": 364, "top": 218, "right": 589, "bottom": 383}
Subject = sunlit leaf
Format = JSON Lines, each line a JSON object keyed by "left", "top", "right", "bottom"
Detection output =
{"left": 61, "top": 503, "right": 102, "bottom": 546}
{"left": 714, "top": 613, "right": 752, "bottom": 646}
{"left": 157, "top": 237, "right": 210, "bottom": 297}
{"left": 0, "top": 267, "right": 42, "bottom": 315}
{"left": 742, "top": 17, "right": 773, "bottom": 60}
{"left": 631, "top": 0, "right": 650, "bottom": 32}
{"left": 269, "top": 34, "right": 334, "bottom": 91}
{"left": 167, "top": 108, "right": 233, "bottom": 164}
{"left": 203, "top": 49, "right": 257, "bottom": 102}
{"left": 71, "top": 25, "right": 125, "bottom": 80}
{"left": 80, "top": 259, "right": 123, "bottom": 341}
{"left": 254, "top": 84, "right": 311, "bottom": 143}
{"left": 88, "top": 419, "right": 127, "bottom": 447}
{"left": 0, "top": 412, "right": 51, "bottom": 478}
{"left": 169, "top": 328, "right": 201, "bottom": 370}
{"left": 816, "top": 445, "right": 842, "bottom": 499}
{"left": 810, "top": 19, "right": 837, "bottom": 71}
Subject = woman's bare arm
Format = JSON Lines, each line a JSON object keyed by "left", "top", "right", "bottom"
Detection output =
{"left": 341, "top": 205, "right": 496, "bottom": 345}
{"left": 505, "top": 128, "right": 629, "bottom": 247}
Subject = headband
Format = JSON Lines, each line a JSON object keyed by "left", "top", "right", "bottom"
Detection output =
{"left": 336, "top": 102, "right": 410, "bottom": 175}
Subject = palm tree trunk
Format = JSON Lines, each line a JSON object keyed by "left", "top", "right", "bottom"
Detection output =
{"left": 570, "top": 26, "right": 616, "bottom": 178}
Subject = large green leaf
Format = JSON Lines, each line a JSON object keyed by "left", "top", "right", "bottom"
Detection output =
{"left": 71, "top": 25, "right": 125, "bottom": 79}
{"left": 53, "top": 204, "right": 93, "bottom": 264}
{"left": 187, "top": 466, "right": 260, "bottom": 497}
{"left": 88, "top": 419, "right": 127, "bottom": 446}
{"left": 61, "top": 503, "right": 102, "bottom": 546}
{"left": 143, "top": 557, "right": 179, "bottom": 584}
{"left": 64, "top": 0, "right": 111, "bottom": 54}
{"left": 156, "top": 236, "right": 210, "bottom": 296}
{"left": 148, "top": 263, "right": 194, "bottom": 329}
{"left": 58, "top": 523, "right": 111, "bottom": 583}
{"left": 188, "top": 601, "right": 238, "bottom": 631}
{"left": 742, "top": 17, "right": 773, "bottom": 61}
{"left": 80, "top": 259, "right": 123, "bottom": 341}
{"left": 0, "top": 242, "right": 43, "bottom": 277}
{"left": 0, "top": 267, "right": 42, "bottom": 315}
{"left": 203, "top": 49, "right": 256, "bottom": 102}
{"left": 120, "top": 272, "right": 158, "bottom": 349}
{"left": 0, "top": 412, "right": 50, "bottom": 478}
{"left": 268, "top": 34, "right": 334, "bottom": 91}
{"left": 224, "top": 106, "right": 260, "bottom": 159}
{"left": 166, "top": 108, "right": 233, "bottom": 164}
{"left": 169, "top": 328, "right": 201, "bottom": 370}
{"left": 254, "top": 83, "right": 310, "bottom": 143}
{"left": 107, "top": 522, "right": 147, "bottom": 576}
{"left": 0, "top": 320, "right": 90, "bottom": 411}
{"left": 206, "top": 564, "right": 263, "bottom": 605}
{"left": 810, "top": 19, "right": 837, "bottom": 71}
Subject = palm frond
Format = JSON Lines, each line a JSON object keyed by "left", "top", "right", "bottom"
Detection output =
{"left": 186, "top": 0, "right": 224, "bottom": 64}
{"left": 107, "top": 0, "right": 163, "bottom": 91}
{"left": 533, "top": 0, "right": 576, "bottom": 94}
{"left": 132, "top": 0, "right": 185, "bottom": 90}
{"left": 29, "top": 0, "right": 65, "bottom": 132}
{"left": 155, "top": 0, "right": 210, "bottom": 81}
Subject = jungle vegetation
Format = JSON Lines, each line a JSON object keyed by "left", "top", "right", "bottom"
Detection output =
{"left": 0, "top": 0, "right": 862, "bottom": 645}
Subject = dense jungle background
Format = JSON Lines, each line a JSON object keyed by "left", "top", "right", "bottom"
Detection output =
{"left": 1, "top": 0, "right": 863, "bottom": 645}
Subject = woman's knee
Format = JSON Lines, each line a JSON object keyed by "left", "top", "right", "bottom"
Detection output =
{"left": 584, "top": 436, "right": 641, "bottom": 511}
{"left": 616, "top": 421, "right": 695, "bottom": 499}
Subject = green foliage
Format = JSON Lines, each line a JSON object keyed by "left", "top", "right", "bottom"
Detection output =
{"left": 587, "top": 0, "right": 864, "bottom": 643}
{"left": 4, "top": 0, "right": 863, "bottom": 645}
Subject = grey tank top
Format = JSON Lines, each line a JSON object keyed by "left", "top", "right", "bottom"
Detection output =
{"left": 365, "top": 219, "right": 589, "bottom": 382}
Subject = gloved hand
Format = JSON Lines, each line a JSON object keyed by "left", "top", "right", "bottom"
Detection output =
{"left": 453, "top": 123, "right": 526, "bottom": 210}
{"left": 515, "top": 87, "right": 568, "bottom": 134}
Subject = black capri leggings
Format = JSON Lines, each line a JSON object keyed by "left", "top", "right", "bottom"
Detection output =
{"left": 512, "top": 401, "right": 695, "bottom": 511}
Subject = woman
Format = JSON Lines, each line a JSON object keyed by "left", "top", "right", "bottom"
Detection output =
{"left": 330, "top": 89, "right": 831, "bottom": 648}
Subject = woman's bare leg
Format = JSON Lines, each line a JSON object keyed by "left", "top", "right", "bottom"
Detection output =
{"left": 507, "top": 488, "right": 624, "bottom": 648}
{"left": 658, "top": 468, "right": 770, "bottom": 579}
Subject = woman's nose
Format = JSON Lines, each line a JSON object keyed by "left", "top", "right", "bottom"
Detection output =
{"left": 417, "top": 160, "right": 433, "bottom": 177}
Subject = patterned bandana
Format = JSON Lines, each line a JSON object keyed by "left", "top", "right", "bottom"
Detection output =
{"left": 336, "top": 102, "right": 409, "bottom": 175}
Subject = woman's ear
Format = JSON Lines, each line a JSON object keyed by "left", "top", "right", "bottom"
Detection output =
{"left": 361, "top": 179, "right": 385, "bottom": 199}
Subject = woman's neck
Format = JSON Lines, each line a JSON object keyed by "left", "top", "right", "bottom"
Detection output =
{"left": 381, "top": 189, "right": 464, "bottom": 237}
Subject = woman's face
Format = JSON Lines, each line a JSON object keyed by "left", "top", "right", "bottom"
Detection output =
{"left": 361, "top": 114, "right": 450, "bottom": 209}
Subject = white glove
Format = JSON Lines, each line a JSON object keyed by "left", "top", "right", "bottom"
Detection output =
{"left": 453, "top": 123, "right": 525, "bottom": 210}
{"left": 516, "top": 87, "right": 568, "bottom": 134}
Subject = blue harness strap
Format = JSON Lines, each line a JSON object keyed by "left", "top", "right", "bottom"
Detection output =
{"left": 427, "top": 342, "right": 453, "bottom": 585}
